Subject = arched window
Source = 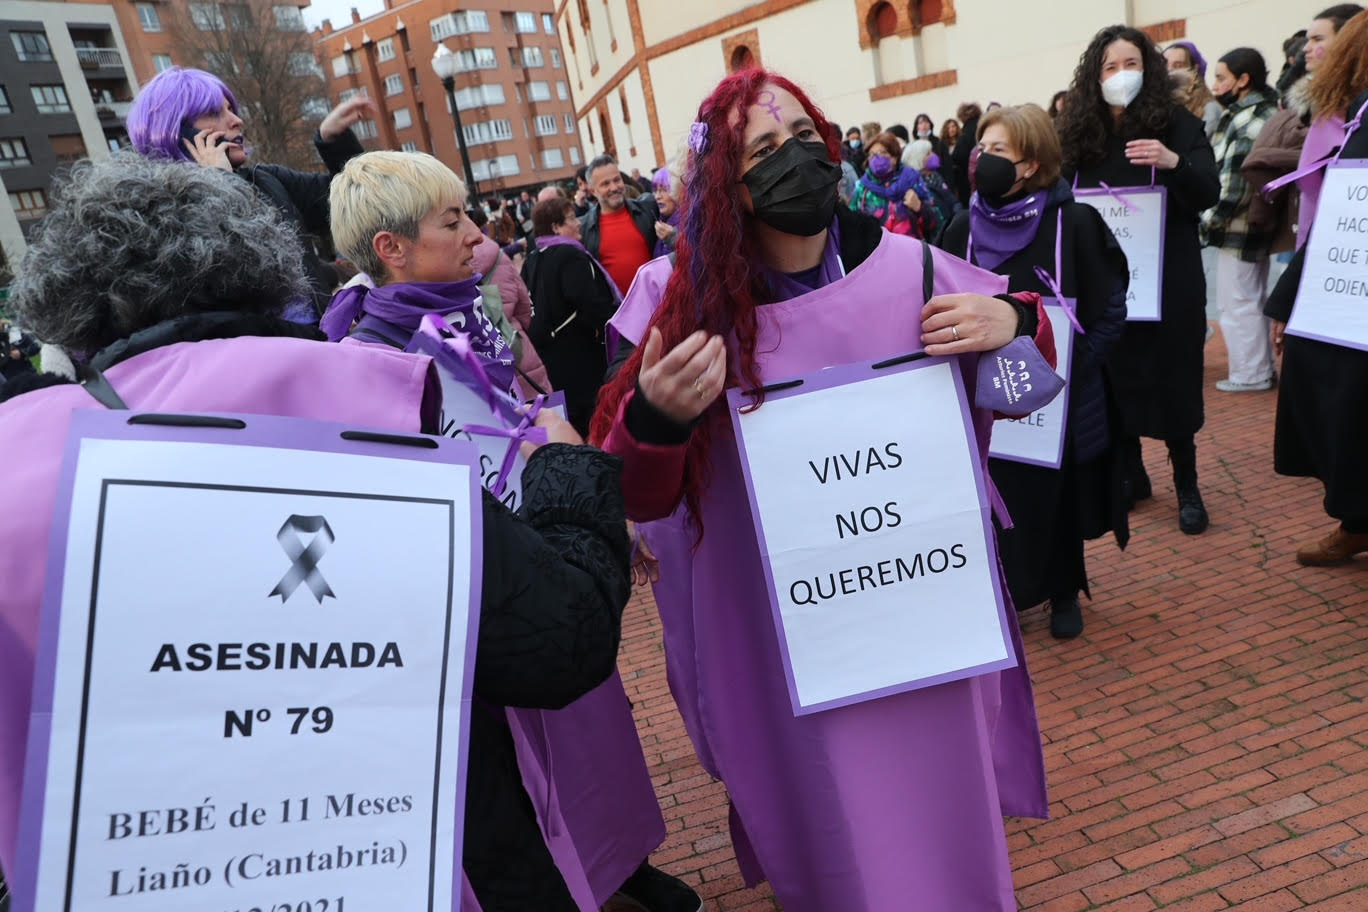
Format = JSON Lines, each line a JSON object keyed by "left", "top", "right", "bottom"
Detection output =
{"left": 916, "top": 0, "right": 943, "bottom": 27}
{"left": 867, "top": 1, "right": 903, "bottom": 86}
{"left": 867, "top": 1, "right": 898, "bottom": 42}
{"left": 729, "top": 44, "right": 756, "bottom": 72}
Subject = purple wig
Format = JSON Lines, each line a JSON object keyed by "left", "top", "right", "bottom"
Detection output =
{"left": 127, "top": 67, "right": 239, "bottom": 162}
{"left": 651, "top": 166, "right": 671, "bottom": 191}
{"left": 1166, "top": 41, "right": 1207, "bottom": 77}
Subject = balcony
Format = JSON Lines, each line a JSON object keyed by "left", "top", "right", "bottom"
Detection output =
{"left": 95, "top": 101, "right": 132, "bottom": 120}
{"left": 77, "top": 48, "right": 124, "bottom": 70}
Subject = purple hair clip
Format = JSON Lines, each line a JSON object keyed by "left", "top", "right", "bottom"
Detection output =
{"left": 688, "top": 121, "right": 709, "bottom": 155}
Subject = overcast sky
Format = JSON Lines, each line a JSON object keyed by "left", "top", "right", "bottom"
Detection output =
{"left": 303, "top": 0, "right": 387, "bottom": 30}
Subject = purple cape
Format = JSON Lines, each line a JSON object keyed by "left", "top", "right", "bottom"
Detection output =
{"left": 606, "top": 229, "right": 1048, "bottom": 911}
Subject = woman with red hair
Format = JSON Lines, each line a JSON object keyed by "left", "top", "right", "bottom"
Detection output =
{"left": 592, "top": 70, "right": 1051, "bottom": 910}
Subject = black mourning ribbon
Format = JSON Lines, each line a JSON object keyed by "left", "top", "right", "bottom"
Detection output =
{"left": 268, "top": 515, "right": 336, "bottom": 603}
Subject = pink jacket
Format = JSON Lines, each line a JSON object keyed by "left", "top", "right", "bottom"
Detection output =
{"left": 472, "top": 235, "right": 550, "bottom": 397}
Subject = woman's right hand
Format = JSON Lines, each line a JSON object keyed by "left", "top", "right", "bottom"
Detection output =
{"left": 638, "top": 327, "right": 727, "bottom": 424}
{"left": 1271, "top": 320, "right": 1286, "bottom": 357}
{"left": 520, "top": 409, "right": 583, "bottom": 459}
{"left": 182, "top": 130, "right": 233, "bottom": 171}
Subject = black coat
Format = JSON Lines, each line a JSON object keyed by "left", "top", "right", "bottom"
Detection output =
{"left": 521, "top": 242, "right": 621, "bottom": 435}
{"left": 1263, "top": 88, "right": 1368, "bottom": 524}
{"left": 1067, "top": 106, "right": 1220, "bottom": 441}
{"left": 2, "top": 313, "right": 631, "bottom": 912}
{"left": 952, "top": 118, "right": 980, "bottom": 206}
{"left": 236, "top": 130, "right": 364, "bottom": 317}
{"left": 578, "top": 195, "right": 658, "bottom": 265}
{"left": 942, "top": 193, "right": 1131, "bottom": 609}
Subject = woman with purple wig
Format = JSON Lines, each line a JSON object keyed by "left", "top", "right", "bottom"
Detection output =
{"left": 126, "top": 67, "right": 374, "bottom": 318}
{"left": 651, "top": 162, "right": 683, "bottom": 257}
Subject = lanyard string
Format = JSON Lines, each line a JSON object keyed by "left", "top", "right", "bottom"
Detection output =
{"left": 1262, "top": 97, "right": 1368, "bottom": 200}
{"left": 1032, "top": 209, "right": 1086, "bottom": 334}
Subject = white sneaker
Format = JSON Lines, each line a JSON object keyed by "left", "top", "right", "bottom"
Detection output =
{"left": 1216, "top": 377, "right": 1275, "bottom": 392}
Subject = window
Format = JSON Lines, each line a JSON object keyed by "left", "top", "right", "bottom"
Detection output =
{"left": 471, "top": 154, "right": 520, "bottom": 179}
{"left": 542, "top": 13, "right": 555, "bottom": 34}
{"left": 339, "top": 87, "right": 368, "bottom": 104}
{"left": 137, "top": 3, "right": 162, "bottom": 32}
{"left": 50, "top": 134, "right": 87, "bottom": 162}
{"left": 541, "top": 147, "right": 564, "bottom": 168}
{"left": 153, "top": 54, "right": 174, "bottom": 73}
{"left": 521, "top": 46, "right": 544, "bottom": 67}
{"left": 550, "top": 48, "right": 562, "bottom": 68}
{"left": 9, "top": 189, "right": 47, "bottom": 219}
{"left": 515, "top": 12, "right": 537, "bottom": 33}
{"left": 331, "top": 55, "right": 349, "bottom": 77}
{"left": 430, "top": 15, "right": 454, "bottom": 41}
{"left": 393, "top": 107, "right": 411, "bottom": 129}
{"left": 11, "top": 32, "right": 52, "bottom": 61}
{"left": 377, "top": 38, "right": 395, "bottom": 61}
{"left": 205, "top": 51, "right": 237, "bottom": 74}
{"left": 189, "top": 3, "right": 226, "bottom": 30}
{"left": 288, "top": 52, "right": 322, "bottom": 76}
{"left": 401, "top": 140, "right": 418, "bottom": 153}
{"left": 569, "top": 146, "right": 580, "bottom": 164}
{"left": 454, "top": 47, "right": 497, "bottom": 71}
{"left": 534, "top": 114, "right": 557, "bottom": 136}
{"left": 431, "top": 10, "right": 489, "bottom": 41}
{"left": 273, "top": 5, "right": 305, "bottom": 30}
{"left": 355, "top": 120, "right": 378, "bottom": 139}
{"left": 463, "top": 118, "right": 513, "bottom": 145}
{"left": 564, "top": 113, "right": 574, "bottom": 132}
{"left": 301, "top": 96, "right": 330, "bottom": 118}
{"left": 556, "top": 81, "right": 568, "bottom": 100}
{"left": 381, "top": 73, "right": 402, "bottom": 96}
{"left": 0, "top": 138, "right": 30, "bottom": 167}
{"left": 527, "top": 81, "right": 551, "bottom": 102}
{"left": 30, "top": 85, "right": 70, "bottom": 114}
{"left": 0, "top": 87, "right": 9, "bottom": 114}
{"left": 450, "top": 83, "right": 504, "bottom": 110}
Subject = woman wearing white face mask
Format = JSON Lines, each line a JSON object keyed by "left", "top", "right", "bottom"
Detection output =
{"left": 1057, "top": 25, "right": 1221, "bottom": 536}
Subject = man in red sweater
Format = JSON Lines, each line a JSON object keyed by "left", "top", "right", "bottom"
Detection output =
{"left": 579, "top": 155, "right": 660, "bottom": 294}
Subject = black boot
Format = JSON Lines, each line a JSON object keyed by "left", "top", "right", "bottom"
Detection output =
{"left": 614, "top": 862, "right": 703, "bottom": 912}
{"left": 1049, "top": 596, "right": 1084, "bottom": 639}
{"left": 1168, "top": 438, "right": 1209, "bottom": 535}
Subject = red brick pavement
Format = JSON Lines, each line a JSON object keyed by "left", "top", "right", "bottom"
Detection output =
{"left": 610, "top": 329, "right": 1368, "bottom": 911}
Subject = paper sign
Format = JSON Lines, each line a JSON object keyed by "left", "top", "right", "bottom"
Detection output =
{"left": 1076, "top": 186, "right": 1166, "bottom": 321}
{"left": 727, "top": 357, "right": 1016, "bottom": 715}
{"left": 1286, "top": 162, "right": 1368, "bottom": 352}
{"left": 15, "top": 411, "right": 481, "bottom": 912}
{"left": 989, "top": 302, "right": 1075, "bottom": 468}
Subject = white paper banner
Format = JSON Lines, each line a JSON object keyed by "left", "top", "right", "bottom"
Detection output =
{"left": 989, "top": 302, "right": 1075, "bottom": 468}
{"left": 1286, "top": 163, "right": 1368, "bottom": 352}
{"left": 21, "top": 426, "right": 477, "bottom": 912}
{"left": 730, "top": 359, "right": 1014, "bottom": 715}
{"left": 430, "top": 364, "right": 529, "bottom": 512}
{"left": 1077, "top": 186, "right": 1166, "bottom": 322}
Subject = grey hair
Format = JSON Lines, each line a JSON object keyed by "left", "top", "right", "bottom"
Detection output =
{"left": 11, "top": 152, "right": 308, "bottom": 353}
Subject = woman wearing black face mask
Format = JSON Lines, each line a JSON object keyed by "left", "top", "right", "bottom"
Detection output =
{"left": 591, "top": 69, "right": 1055, "bottom": 911}
{"left": 1057, "top": 25, "right": 1220, "bottom": 536}
{"left": 942, "top": 104, "right": 1132, "bottom": 639}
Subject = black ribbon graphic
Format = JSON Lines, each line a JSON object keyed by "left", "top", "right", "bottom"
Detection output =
{"left": 268, "top": 515, "right": 336, "bottom": 603}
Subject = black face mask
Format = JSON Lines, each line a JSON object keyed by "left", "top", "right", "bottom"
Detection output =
{"left": 974, "top": 152, "right": 1026, "bottom": 206}
{"left": 1215, "top": 89, "right": 1240, "bottom": 107}
{"left": 741, "top": 138, "right": 842, "bottom": 237}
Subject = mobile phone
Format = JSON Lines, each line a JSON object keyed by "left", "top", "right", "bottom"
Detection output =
{"left": 179, "top": 122, "right": 228, "bottom": 148}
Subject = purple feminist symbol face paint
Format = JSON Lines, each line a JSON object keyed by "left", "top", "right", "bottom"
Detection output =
{"left": 757, "top": 89, "right": 783, "bottom": 125}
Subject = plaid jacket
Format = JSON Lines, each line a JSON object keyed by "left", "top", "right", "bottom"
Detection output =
{"left": 1203, "top": 87, "right": 1280, "bottom": 261}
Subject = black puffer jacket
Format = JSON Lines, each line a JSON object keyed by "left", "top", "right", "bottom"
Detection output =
{"left": 2, "top": 313, "right": 631, "bottom": 912}
{"left": 237, "top": 130, "right": 365, "bottom": 316}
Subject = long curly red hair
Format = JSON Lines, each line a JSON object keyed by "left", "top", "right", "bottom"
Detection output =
{"left": 589, "top": 69, "right": 840, "bottom": 532}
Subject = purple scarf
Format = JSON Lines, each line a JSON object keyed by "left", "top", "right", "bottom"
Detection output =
{"left": 321, "top": 276, "right": 495, "bottom": 348}
{"left": 967, "top": 190, "right": 1050, "bottom": 271}
{"left": 536, "top": 234, "right": 624, "bottom": 303}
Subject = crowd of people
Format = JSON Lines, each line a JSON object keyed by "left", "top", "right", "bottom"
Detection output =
{"left": 0, "top": 5, "right": 1365, "bottom": 911}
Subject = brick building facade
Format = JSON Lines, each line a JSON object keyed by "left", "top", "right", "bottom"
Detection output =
{"left": 314, "top": 0, "right": 581, "bottom": 200}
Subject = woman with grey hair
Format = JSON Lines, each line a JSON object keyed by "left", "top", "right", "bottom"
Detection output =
{"left": 0, "top": 153, "right": 635, "bottom": 911}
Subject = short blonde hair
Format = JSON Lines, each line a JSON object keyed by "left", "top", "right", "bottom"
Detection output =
{"left": 329, "top": 151, "right": 466, "bottom": 283}
{"left": 976, "top": 104, "right": 1061, "bottom": 194}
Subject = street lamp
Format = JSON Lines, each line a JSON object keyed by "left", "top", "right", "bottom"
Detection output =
{"left": 431, "top": 42, "right": 480, "bottom": 201}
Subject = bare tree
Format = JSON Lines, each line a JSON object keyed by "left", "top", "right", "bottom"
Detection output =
{"left": 166, "top": 1, "right": 329, "bottom": 171}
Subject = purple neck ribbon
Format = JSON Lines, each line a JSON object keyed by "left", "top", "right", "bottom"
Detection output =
{"left": 759, "top": 214, "right": 844, "bottom": 303}
{"left": 1263, "top": 97, "right": 1368, "bottom": 200}
{"left": 321, "top": 277, "right": 497, "bottom": 347}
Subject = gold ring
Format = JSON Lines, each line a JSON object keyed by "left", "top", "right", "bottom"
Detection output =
{"left": 695, "top": 379, "right": 706, "bottom": 399}
{"left": 951, "top": 325, "right": 960, "bottom": 342}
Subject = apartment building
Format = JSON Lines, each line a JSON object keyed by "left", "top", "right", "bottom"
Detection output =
{"left": 315, "top": 0, "right": 582, "bottom": 199}
{"left": 0, "top": 1, "right": 140, "bottom": 264}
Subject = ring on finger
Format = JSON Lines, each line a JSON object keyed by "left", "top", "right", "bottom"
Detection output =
{"left": 694, "top": 377, "right": 706, "bottom": 399}
{"left": 951, "top": 324, "right": 960, "bottom": 342}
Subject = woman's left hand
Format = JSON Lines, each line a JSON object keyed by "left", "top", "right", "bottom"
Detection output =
{"left": 1124, "top": 139, "right": 1180, "bottom": 170}
{"left": 903, "top": 190, "right": 922, "bottom": 212}
{"left": 921, "top": 293, "right": 1019, "bottom": 355}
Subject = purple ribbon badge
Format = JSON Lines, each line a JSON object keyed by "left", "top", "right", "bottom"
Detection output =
{"left": 975, "top": 336, "right": 1065, "bottom": 418}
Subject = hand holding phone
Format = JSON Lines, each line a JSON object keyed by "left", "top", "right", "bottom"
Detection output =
{"left": 179, "top": 123, "right": 233, "bottom": 171}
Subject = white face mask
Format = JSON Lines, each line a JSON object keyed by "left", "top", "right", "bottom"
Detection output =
{"left": 1101, "top": 69, "right": 1144, "bottom": 108}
